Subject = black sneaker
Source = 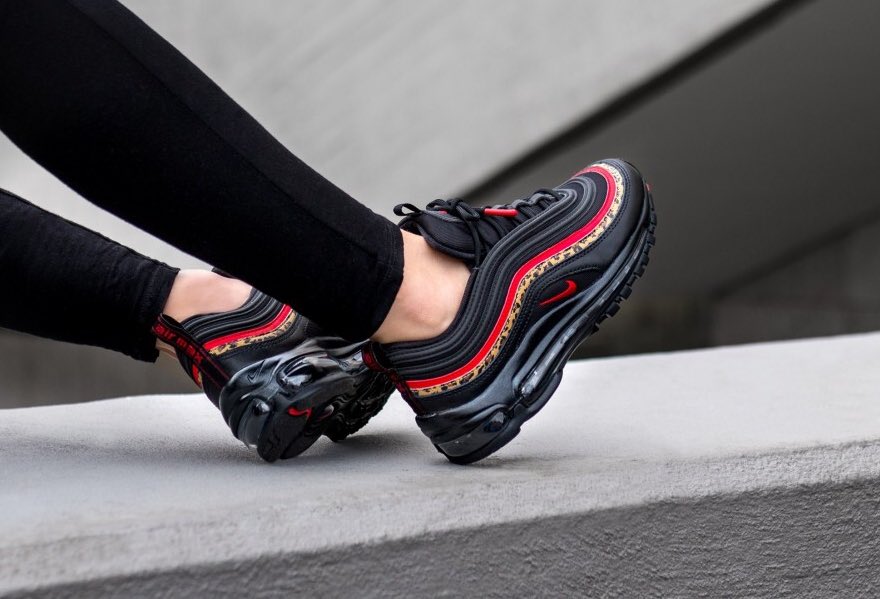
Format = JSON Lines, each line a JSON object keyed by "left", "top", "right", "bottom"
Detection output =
{"left": 364, "top": 159, "right": 655, "bottom": 464}
{"left": 152, "top": 289, "right": 393, "bottom": 461}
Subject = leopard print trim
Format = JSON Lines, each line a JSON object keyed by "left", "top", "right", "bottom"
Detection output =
{"left": 207, "top": 309, "right": 299, "bottom": 357}
{"left": 410, "top": 163, "right": 625, "bottom": 398}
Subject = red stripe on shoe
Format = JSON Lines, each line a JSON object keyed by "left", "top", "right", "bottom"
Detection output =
{"left": 406, "top": 165, "right": 616, "bottom": 390}
{"left": 203, "top": 305, "right": 293, "bottom": 351}
{"left": 191, "top": 364, "right": 202, "bottom": 387}
{"left": 483, "top": 208, "right": 519, "bottom": 217}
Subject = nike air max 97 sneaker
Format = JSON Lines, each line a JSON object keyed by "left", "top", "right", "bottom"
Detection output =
{"left": 152, "top": 289, "right": 393, "bottom": 461}
{"left": 364, "top": 159, "right": 655, "bottom": 464}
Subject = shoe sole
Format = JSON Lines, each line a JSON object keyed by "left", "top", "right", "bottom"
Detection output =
{"left": 220, "top": 345, "right": 393, "bottom": 462}
{"left": 323, "top": 372, "right": 393, "bottom": 442}
{"left": 421, "top": 188, "right": 656, "bottom": 464}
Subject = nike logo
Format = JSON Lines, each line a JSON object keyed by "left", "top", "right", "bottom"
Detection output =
{"left": 539, "top": 279, "right": 578, "bottom": 306}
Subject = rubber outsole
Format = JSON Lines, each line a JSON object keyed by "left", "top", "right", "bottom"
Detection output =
{"left": 323, "top": 372, "right": 394, "bottom": 442}
{"left": 220, "top": 345, "right": 393, "bottom": 462}
{"left": 424, "top": 189, "right": 657, "bottom": 464}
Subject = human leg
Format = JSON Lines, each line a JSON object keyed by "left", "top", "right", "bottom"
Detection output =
{"left": 0, "top": 0, "right": 479, "bottom": 459}
{"left": 0, "top": 188, "right": 178, "bottom": 362}
{"left": 0, "top": 0, "right": 401, "bottom": 341}
{"left": 0, "top": 188, "right": 392, "bottom": 458}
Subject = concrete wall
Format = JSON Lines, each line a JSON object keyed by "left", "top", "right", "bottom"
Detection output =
{"left": 713, "top": 216, "right": 880, "bottom": 345}
{"left": 5, "top": 332, "right": 880, "bottom": 596}
{"left": 0, "top": 332, "right": 190, "bottom": 408}
{"left": 473, "top": 0, "right": 880, "bottom": 358}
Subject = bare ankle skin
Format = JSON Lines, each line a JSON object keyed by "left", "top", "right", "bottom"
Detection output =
{"left": 155, "top": 269, "right": 252, "bottom": 354}
{"left": 372, "top": 230, "right": 470, "bottom": 344}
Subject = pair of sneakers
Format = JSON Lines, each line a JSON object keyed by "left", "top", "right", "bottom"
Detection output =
{"left": 154, "top": 159, "right": 655, "bottom": 464}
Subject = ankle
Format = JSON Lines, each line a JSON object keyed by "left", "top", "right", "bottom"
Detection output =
{"left": 161, "top": 270, "right": 252, "bottom": 323}
{"left": 373, "top": 231, "right": 470, "bottom": 343}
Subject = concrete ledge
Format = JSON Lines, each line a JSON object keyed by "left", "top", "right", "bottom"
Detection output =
{"left": 3, "top": 333, "right": 880, "bottom": 596}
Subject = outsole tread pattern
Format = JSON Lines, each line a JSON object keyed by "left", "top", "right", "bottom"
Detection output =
{"left": 324, "top": 374, "right": 394, "bottom": 441}
{"left": 592, "top": 194, "right": 656, "bottom": 334}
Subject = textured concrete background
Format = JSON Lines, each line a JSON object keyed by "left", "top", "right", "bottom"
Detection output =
{"left": 3, "top": 332, "right": 880, "bottom": 596}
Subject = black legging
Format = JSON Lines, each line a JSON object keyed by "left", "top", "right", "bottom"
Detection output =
{"left": 0, "top": 0, "right": 404, "bottom": 359}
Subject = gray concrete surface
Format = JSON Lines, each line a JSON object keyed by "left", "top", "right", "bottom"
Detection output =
{"left": 3, "top": 332, "right": 880, "bottom": 596}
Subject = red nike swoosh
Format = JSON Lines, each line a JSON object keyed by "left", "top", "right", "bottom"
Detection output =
{"left": 539, "top": 279, "right": 578, "bottom": 306}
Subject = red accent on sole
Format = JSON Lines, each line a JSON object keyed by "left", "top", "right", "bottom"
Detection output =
{"left": 406, "top": 165, "right": 617, "bottom": 390}
{"left": 288, "top": 406, "right": 312, "bottom": 419}
{"left": 538, "top": 279, "right": 578, "bottom": 307}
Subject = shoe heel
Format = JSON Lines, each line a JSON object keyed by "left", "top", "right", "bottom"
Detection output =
{"left": 221, "top": 350, "right": 366, "bottom": 462}
{"left": 432, "top": 370, "right": 563, "bottom": 464}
